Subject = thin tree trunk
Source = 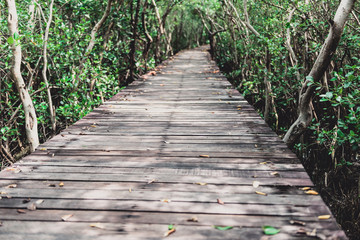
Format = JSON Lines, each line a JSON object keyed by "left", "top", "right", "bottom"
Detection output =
{"left": 141, "top": 0, "right": 153, "bottom": 72}
{"left": 42, "top": 0, "right": 56, "bottom": 133}
{"left": 6, "top": 0, "right": 39, "bottom": 152}
{"left": 283, "top": 0, "right": 356, "bottom": 146}
{"left": 73, "top": 0, "right": 113, "bottom": 85}
{"left": 285, "top": 8, "right": 301, "bottom": 82}
{"left": 28, "top": 0, "right": 36, "bottom": 32}
{"left": 128, "top": 0, "right": 141, "bottom": 82}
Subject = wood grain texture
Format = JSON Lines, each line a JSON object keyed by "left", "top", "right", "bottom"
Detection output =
{"left": 0, "top": 47, "right": 347, "bottom": 239}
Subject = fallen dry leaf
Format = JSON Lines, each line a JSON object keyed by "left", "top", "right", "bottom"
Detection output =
{"left": 290, "top": 220, "right": 306, "bottom": 226}
{"left": 164, "top": 228, "right": 176, "bottom": 237}
{"left": 61, "top": 214, "right": 74, "bottom": 221}
{"left": 90, "top": 223, "right": 105, "bottom": 229}
{"left": 199, "top": 154, "right": 210, "bottom": 158}
{"left": 318, "top": 215, "right": 331, "bottom": 220}
{"left": 59, "top": 182, "right": 64, "bottom": 187}
{"left": 300, "top": 187, "right": 311, "bottom": 191}
{"left": 5, "top": 168, "right": 21, "bottom": 173}
{"left": 129, "top": 188, "right": 132, "bottom": 193}
{"left": 27, "top": 203, "right": 36, "bottom": 211}
{"left": 217, "top": 198, "right": 225, "bottom": 205}
{"left": 90, "top": 125, "right": 97, "bottom": 128}
{"left": 147, "top": 179, "right": 156, "bottom": 184}
{"left": 305, "top": 190, "right": 318, "bottom": 195}
{"left": 160, "top": 199, "right": 171, "bottom": 203}
{"left": 48, "top": 184, "right": 56, "bottom": 187}
{"left": 194, "top": 182, "right": 207, "bottom": 186}
{"left": 36, "top": 199, "right": 44, "bottom": 205}
{"left": 296, "top": 228, "right": 307, "bottom": 234}
{"left": 253, "top": 181, "right": 260, "bottom": 188}
{"left": 187, "top": 217, "right": 198, "bottom": 222}
{"left": 270, "top": 172, "right": 280, "bottom": 177}
{"left": 40, "top": 148, "right": 47, "bottom": 151}
{"left": 6, "top": 184, "right": 17, "bottom": 188}
{"left": 307, "top": 228, "right": 317, "bottom": 237}
{"left": 255, "top": 191, "right": 268, "bottom": 196}
{"left": 17, "top": 209, "right": 26, "bottom": 214}
{"left": 22, "top": 198, "right": 31, "bottom": 203}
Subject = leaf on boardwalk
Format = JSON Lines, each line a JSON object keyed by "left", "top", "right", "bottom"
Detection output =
{"left": 164, "top": 228, "right": 176, "bottom": 237}
{"left": 305, "top": 190, "right": 318, "bottom": 195}
{"left": 270, "top": 172, "right": 280, "bottom": 177}
{"left": 296, "top": 228, "right": 307, "bottom": 234}
{"left": 17, "top": 209, "right": 26, "bottom": 214}
{"left": 59, "top": 182, "right": 64, "bottom": 187}
{"left": 213, "top": 226, "right": 233, "bottom": 230}
{"left": 289, "top": 220, "right": 306, "bottom": 226}
{"left": 5, "top": 184, "right": 17, "bottom": 188}
{"left": 90, "top": 223, "right": 105, "bottom": 229}
{"left": 262, "top": 226, "right": 280, "bottom": 235}
{"left": 217, "top": 198, "right": 225, "bottom": 205}
{"left": 259, "top": 161, "right": 270, "bottom": 165}
{"left": 199, "top": 154, "right": 210, "bottom": 158}
{"left": 22, "top": 198, "right": 31, "bottom": 203}
{"left": 147, "top": 179, "right": 156, "bottom": 184}
{"left": 187, "top": 217, "right": 198, "bottom": 222}
{"left": 129, "top": 188, "right": 132, "bottom": 193}
{"left": 160, "top": 199, "right": 171, "bottom": 203}
{"left": 27, "top": 203, "right": 36, "bottom": 211}
{"left": 300, "top": 187, "right": 311, "bottom": 191}
{"left": 61, "top": 214, "right": 74, "bottom": 221}
{"left": 255, "top": 191, "right": 268, "bottom": 196}
{"left": 90, "top": 125, "right": 97, "bottom": 128}
{"left": 40, "top": 148, "right": 47, "bottom": 151}
{"left": 307, "top": 228, "right": 317, "bottom": 237}
{"left": 5, "top": 168, "right": 21, "bottom": 173}
{"left": 194, "top": 182, "right": 207, "bottom": 186}
{"left": 318, "top": 215, "right": 331, "bottom": 220}
{"left": 35, "top": 199, "right": 44, "bottom": 205}
{"left": 253, "top": 181, "right": 260, "bottom": 188}
{"left": 48, "top": 184, "right": 56, "bottom": 187}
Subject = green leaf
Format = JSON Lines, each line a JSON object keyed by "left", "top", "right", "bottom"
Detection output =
{"left": 168, "top": 225, "right": 174, "bottom": 230}
{"left": 213, "top": 226, "right": 233, "bottom": 230}
{"left": 7, "top": 36, "right": 14, "bottom": 45}
{"left": 262, "top": 226, "right": 280, "bottom": 235}
{"left": 14, "top": 32, "right": 20, "bottom": 40}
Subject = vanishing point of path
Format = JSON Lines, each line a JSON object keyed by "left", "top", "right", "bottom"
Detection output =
{"left": 0, "top": 47, "right": 346, "bottom": 239}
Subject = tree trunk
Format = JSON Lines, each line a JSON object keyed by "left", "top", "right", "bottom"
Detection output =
{"left": 128, "top": 0, "right": 141, "bottom": 82}
{"left": 141, "top": 0, "right": 153, "bottom": 72}
{"left": 283, "top": 0, "right": 356, "bottom": 146}
{"left": 73, "top": 0, "right": 113, "bottom": 86}
{"left": 42, "top": 0, "right": 56, "bottom": 134}
{"left": 6, "top": 0, "right": 39, "bottom": 152}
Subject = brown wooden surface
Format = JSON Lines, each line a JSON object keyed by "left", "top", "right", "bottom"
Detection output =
{"left": 0, "top": 47, "right": 347, "bottom": 239}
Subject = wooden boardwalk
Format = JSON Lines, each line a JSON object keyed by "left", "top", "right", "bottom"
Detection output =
{"left": 0, "top": 47, "right": 346, "bottom": 239}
